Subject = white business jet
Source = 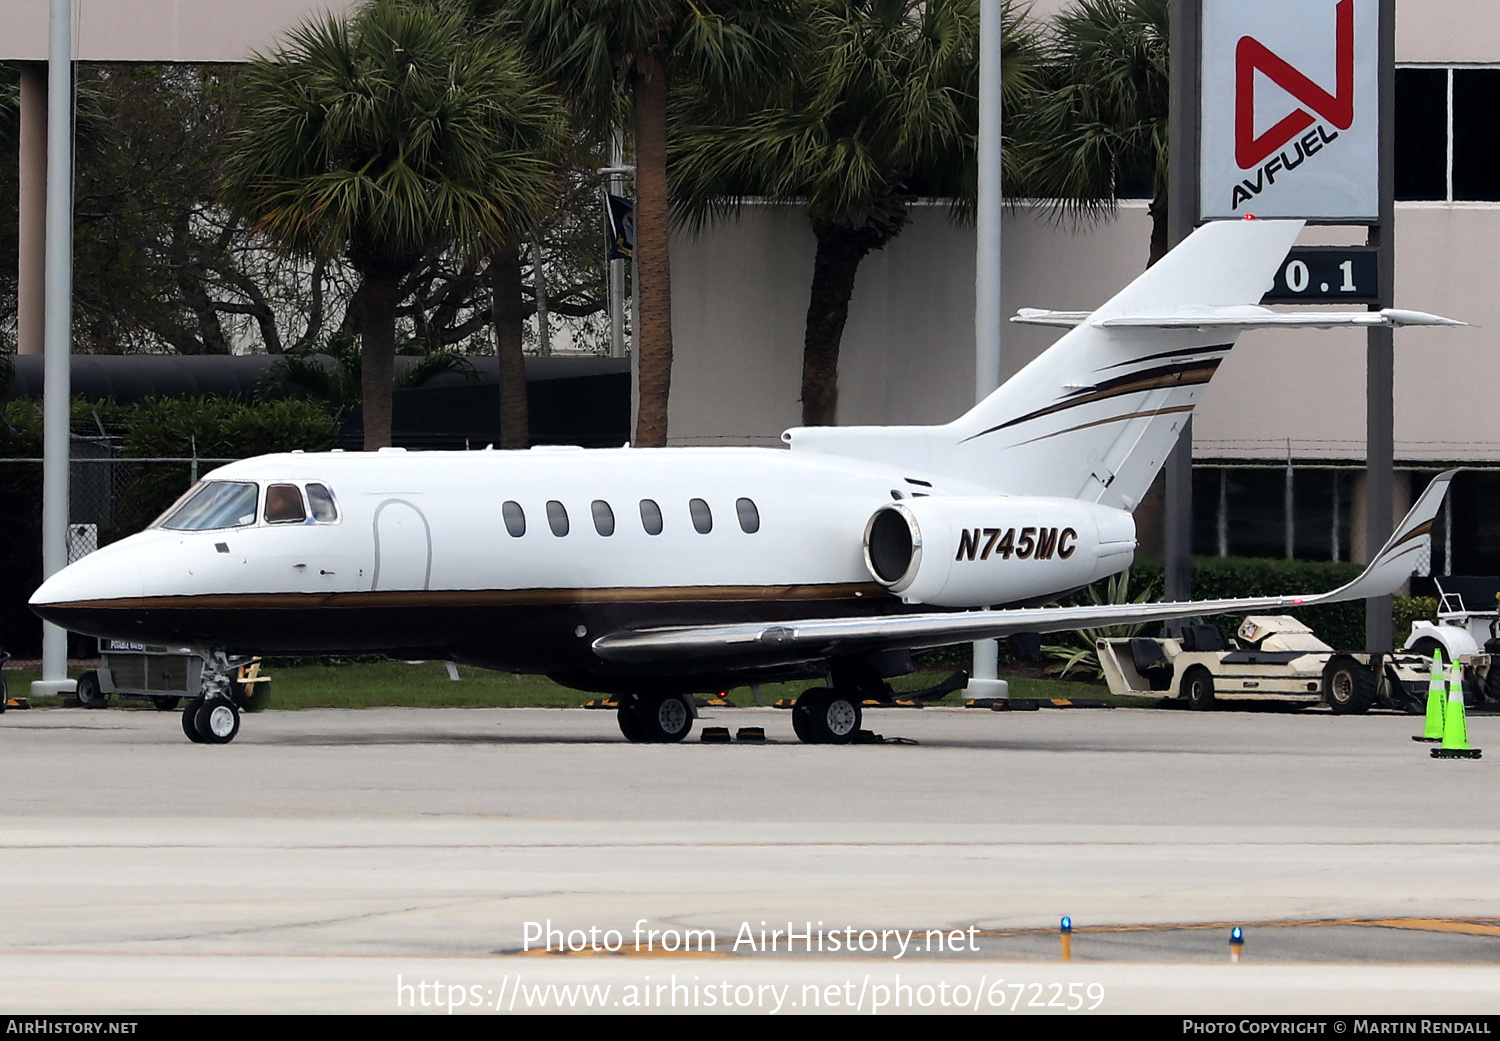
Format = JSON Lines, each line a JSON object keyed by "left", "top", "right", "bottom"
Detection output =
{"left": 30, "top": 218, "right": 1461, "bottom": 745}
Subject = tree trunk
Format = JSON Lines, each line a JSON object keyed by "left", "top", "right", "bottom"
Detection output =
{"left": 491, "top": 244, "right": 530, "bottom": 450}
{"left": 630, "top": 51, "right": 673, "bottom": 447}
{"left": 1147, "top": 191, "right": 1169, "bottom": 267}
{"left": 801, "top": 222, "right": 879, "bottom": 427}
{"left": 360, "top": 269, "right": 401, "bottom": 451}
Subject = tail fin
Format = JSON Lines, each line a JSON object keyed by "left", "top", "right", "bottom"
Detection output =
{"left": 786, "top": 218, "right": 1304, "bottom": 510}
{"left": 944, "top": 218, "right": 1304, "bottom": 508}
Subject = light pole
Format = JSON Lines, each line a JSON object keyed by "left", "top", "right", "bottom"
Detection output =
{"left": 33, "top": 0, "right": 76, "bottom": 698}
{"left": 968, "top": 0, "right": 1009, "bottom": 702}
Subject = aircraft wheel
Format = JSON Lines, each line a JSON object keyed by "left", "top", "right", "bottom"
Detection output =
{"left": 807, "top": 688, "right": 861, "bottom": 745}
{"left": 195, "top": 699, "right": 240, "bottom": 744}
{"left": 76, "top": 671, "right": 107, "bottom": 709}
{"left": 182, "top": 697, "right": 208, "bottom": 743}
{"left": 1483, "top": 665, "right": 1500, "bottom": 705}
{"left": 638, "top": 693, "right": 693, "bottom": 743}
{"left": 1323, "top": 657, "right": 1376, "bottom": 715}
{"left": 1182, "top": 666, "right": 1216, "bottom": 711}
{"left": 151, "top": 696, "right": 181, "bottom": 712}
{"left": 791, "top": 690, "right": 821, "bottom": 744}
{"left": 617, "top": 701, "right": 648, "bottom": 743}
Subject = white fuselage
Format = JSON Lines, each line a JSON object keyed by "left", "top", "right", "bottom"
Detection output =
{"left": 31, "top": 444, "right": 1136, "bottom": 687}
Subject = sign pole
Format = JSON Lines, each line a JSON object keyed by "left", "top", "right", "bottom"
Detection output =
{"left": 1365, "top": 0, "right": 1396, "bottom": 652}
{"left": 1165, "top": 0, "right": 1202, "bottom": 604}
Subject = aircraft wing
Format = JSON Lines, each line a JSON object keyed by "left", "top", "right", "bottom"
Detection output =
{"left": 591, "top": 471, "right": 1455, "bottom": 665}
{"left": 1011, "top": 306, "right": 1465, "bottom": 330}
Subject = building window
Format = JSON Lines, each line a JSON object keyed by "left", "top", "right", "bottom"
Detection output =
{"left": 1192, "top": 467, "right": 1351, "bottom": 562}
{"left": 1396, "top": 67, "right": 1500, "bottom": 202}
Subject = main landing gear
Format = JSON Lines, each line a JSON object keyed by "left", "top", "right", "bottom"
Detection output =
{"left": 617, "top": 691, "right": 696, "bottom": 743}
{"left": 791, "top": 662, "right": 969, "bottom": 744}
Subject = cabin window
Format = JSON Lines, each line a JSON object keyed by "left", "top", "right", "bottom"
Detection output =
{"left": 640, "top": 499, "right": 663, "bottom": 535}
{"left": 546, "top": 500, "right": 569, "bottom": 537}
{"left": 155, "top": 481, "right": 259, "bottom": 531}
{"left": 690, "top": 498, "right": 713, "bottom": 534}
{"left": 503, "top": 500, "right": 526, "bottom": 537}
{"left": 591, "top": 500, "right": 615, "bottom": 536}
{"left": 264, "top": 484, "right": 307, "bottom": 524}
{"left": 306, "top": 483, "right": 338, "bottom": 522}
{"left": 735, "top": 497, "right": 760, "bottom": 534}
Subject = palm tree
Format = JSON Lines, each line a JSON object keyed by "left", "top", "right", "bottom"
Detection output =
{"left": 490, "top": 0, "right": 806, "bottom": 447}
{"left": 1008, "top": 0, "right": 1170, "bottom": 266}
{"left": 222, "top": 0, "right": 565, "bottom": 450}
{"left": 670, "top": 0, "right": 1040, "bottom": 426}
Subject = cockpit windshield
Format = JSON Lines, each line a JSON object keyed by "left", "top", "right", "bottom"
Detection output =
{"left": 155, "top": 481, "right": 260, "bottom": 531}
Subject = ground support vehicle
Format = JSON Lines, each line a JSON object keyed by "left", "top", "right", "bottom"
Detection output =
{"left": 1097, "top": 615, "right": 1439, "bottom": 713}
{"left": 1404, "top": 576, "right": 1500, "bottom": 702}
{"left": 75, "top": 641, "right": 270, "bottom": 741}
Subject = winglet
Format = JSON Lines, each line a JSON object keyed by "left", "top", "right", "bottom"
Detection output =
{"left": 1305, "top": 469, "right": 1456, "bottom": 607}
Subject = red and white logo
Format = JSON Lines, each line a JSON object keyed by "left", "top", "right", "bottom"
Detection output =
{"left": 1199, "top": 0, "right": 1375, "bottom": 221}
{"left": 1235, "top": 0, "right": 1354, "bottom": 170}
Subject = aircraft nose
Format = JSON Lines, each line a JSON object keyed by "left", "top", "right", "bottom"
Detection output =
{"left": 29, "top": 540, "right": 146, "bottom": 620}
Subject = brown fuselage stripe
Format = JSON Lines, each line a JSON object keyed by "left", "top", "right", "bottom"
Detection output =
{"left": 1009, "top": 404, "right": 1197, "bottom": 447}
{"left": 48, "top": 583, "right": 893, "bottom": 612}
{"left": 962, "top": 359, "right": 1222, "bottom": 443}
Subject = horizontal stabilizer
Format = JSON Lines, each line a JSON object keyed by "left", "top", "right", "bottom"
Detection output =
{"left": 592, "top": 472, "right": 1457, "bottom": 666}
{"left": 1012, "top": 306, "right": 1465, "bottom": 330}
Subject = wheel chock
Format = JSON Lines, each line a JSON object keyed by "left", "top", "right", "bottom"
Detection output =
{"left": 5, "top": 698, "right": 31, "bottom": 710}
{"left": 582, "top": 698, "right": 618, "bottom": 710}
{"left": 700, "top": 726, "right": 731, "bottom": 743}
{"left": 735, "top": 727, "right": 765, "bottom": 742}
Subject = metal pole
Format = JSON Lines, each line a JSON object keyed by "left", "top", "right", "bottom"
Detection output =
{"left": 608, "top": 131, "right": 627, "bottom": 359}
{"left": 531, "top": 228, "right": 551, "bottom": 357}
{"left": 968, "top": 0, "right": 1007, "bottom": 701}
{"left": 1164, "top": 0, "right": 1202, "bottom": 604}
{"left": 1365, "top": 0, "right": 1396, "bottom": 652}
{"left": 34, "top": 0, "right": 75, "bottom": 698}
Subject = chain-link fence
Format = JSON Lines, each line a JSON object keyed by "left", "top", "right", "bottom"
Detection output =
{"left": 0, "top": 444, "right": 239, "bottom": 655}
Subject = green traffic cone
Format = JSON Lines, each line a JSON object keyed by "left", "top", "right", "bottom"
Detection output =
{"left": 1414, "top": 648, "right": 1445, "bottom": 742}
{"left": 1432, "top": 660, "right": 1482, "bottom": 760}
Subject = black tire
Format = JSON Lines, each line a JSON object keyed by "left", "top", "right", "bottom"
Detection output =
{"left": 807, "top": 688, "right": 861, "bottom": 745}
{"left": 1181, "top": 666, "right": 1215, "bottom": 711}
{"left": 1483, "top": 665, "right": 1500, "bottom": 706}
{"left": 617, "top": 701, "right": 647, "bottom": 743}
{"left": 1324, "top": 658, "right": 1377, "bottom": 715}
{"left": 182, "top": 697, "right": 207, "bottom": 743}
{"left": 151, "top": 696, "right": 181, "bottom": 712}
{"left": 76, "top": 671, "right": 107, "bottom": 709}
{"left": 637, "top": 693, "right": 693, "bottom": 743}
{"left": 792, "top": 690, "right": 821, "bottom": 744}
{"left": 1410, "top": 637, "right": 1449, "bottom": 664}
{"left": 195, "top": 699, "right": 240, "bottom": 744}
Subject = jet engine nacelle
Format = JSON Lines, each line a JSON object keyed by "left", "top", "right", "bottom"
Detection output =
{"left": 862, "top": 496, "right": 1137, "bottom": 607}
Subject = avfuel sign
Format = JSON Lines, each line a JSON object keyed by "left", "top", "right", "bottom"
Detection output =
{"left": 1200, "top": 0, "right": 1380, "bottom": 222}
